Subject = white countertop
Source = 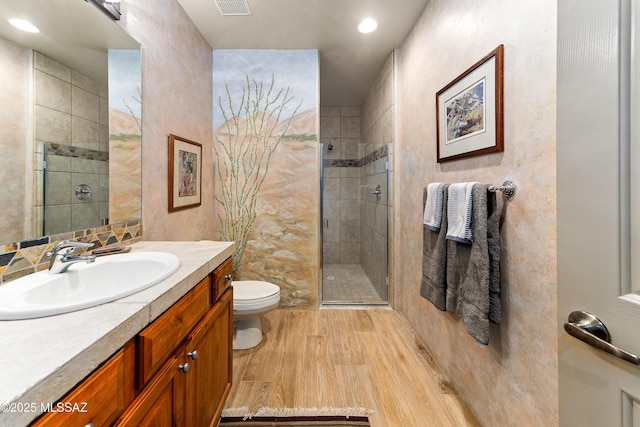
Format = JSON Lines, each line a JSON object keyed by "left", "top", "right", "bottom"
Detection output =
{"left": 0, "top": 240, "right": 235, "bottom": 426}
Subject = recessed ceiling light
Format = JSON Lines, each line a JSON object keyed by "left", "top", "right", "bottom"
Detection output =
{"left": 9, "top": 19, "right": 39, "bottom": 33}
{"left": 358, "top": 18, "right": 378, "bottom": 34}
{"left": 105, "top": 0, "right": 121, "bottom": 3}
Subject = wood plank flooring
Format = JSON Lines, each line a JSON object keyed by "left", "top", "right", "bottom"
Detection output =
{"left": 225, "top": 308, "right": 480, "bottom": 427}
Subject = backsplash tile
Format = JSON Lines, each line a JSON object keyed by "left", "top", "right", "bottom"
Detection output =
{"left": 19, "top": 237, "right": 49, "bottom": 249}
{"left": 0, "top": 219, "right": 143, "bottom": 284}
{"left": 0, "top": 252, "right": 16, "bottom": 273}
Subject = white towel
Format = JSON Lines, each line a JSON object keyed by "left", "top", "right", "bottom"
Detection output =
{"left": 423, "top": 183, "right": 447, "bottom": 232}
{"left": 446, "top": 182, "right": 479, "bottom": 244}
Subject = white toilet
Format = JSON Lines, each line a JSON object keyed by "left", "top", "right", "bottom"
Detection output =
{"left": 232, "top": 280, "right": 280, "bottom": 350}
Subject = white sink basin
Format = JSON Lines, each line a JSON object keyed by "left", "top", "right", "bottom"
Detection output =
{"left": 0, "top": 252, "right": 180, "bottom": 320}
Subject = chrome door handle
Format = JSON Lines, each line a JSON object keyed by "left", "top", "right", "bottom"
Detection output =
{"left": 564, "top": 310, "right": 640, "bottom": 365}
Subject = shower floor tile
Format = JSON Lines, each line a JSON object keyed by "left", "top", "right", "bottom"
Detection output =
{"left": 322, "top": 264, "right": 383, "bottom": 303}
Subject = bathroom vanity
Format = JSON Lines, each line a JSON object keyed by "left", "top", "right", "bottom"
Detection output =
{"left": 0, "top": 241, "right": 234, "bottom": 427}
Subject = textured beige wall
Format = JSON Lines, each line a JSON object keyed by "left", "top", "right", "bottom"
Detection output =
{"left": 394, "top": 0, "right": 558, "bottom": 425}
{"left": 0, "top": 37, "right": 31, "bottom": 243}
{"left": 119, "top": 0, "right": 215, "bottom": 241}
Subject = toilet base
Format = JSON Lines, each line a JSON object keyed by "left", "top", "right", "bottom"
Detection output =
{"left": 233, "top": 315, "right": 263, "bottom": 350}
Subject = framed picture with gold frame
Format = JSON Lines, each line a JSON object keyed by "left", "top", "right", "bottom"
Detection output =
{"left": 436, "top": 45, "right": 504, "bottom": 162}
{"left": 168, "top": 134, "right": 202, "bottom": 212}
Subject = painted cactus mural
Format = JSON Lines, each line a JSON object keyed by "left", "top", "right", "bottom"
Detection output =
{"left": 213, "top": 50, "right": 319, "bottom": 308}
{"left": 214, "top": 75, "right": 301, "bottom": 276}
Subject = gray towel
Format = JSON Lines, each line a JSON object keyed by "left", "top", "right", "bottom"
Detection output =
{"left": 445, "top": 184, "right": 501, "bottom": 344}
{"left": 420, "top": 184, "right": 449, "bottom": 310}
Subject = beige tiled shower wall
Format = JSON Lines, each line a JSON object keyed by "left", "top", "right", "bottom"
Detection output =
{"left": 44, "top": 145, "right": 109, "bottom": 235}
{"left": 34, "top": 52, "right": 109, "bottom": 235}
{"left": 361, "top": 52, "right": 395, "bottom": 301}
{"left": 320, "top": 106, "right": 363, "bottom": 265}
{"left": 322, "top": 92, "right": 393, "bottom": 301}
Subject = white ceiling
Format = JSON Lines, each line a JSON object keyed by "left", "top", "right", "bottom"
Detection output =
{"left": 0, "top": 0, "right": 139, "bottom": 85}
{"left": 177, "top": 0, "right": 429, "bottom": 106}
{"left": 0, "top": 0, "right": 429, "bottom": 106}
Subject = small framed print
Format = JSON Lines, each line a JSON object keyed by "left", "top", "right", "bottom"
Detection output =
{"left": 168, "top": 134, "right": 202, "bottom": 212}
{"left": 436, "top": 45, "right": 504, "bottom": 162}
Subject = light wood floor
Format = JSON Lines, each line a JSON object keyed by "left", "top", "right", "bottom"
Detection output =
{"left": 225, "top": 308, "right": 480, "bottom": 427}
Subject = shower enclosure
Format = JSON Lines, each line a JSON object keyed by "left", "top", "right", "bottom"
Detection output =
{"left": 320, "top": 140, "right": 390, "bottom": 305}
{"left": 43, "top": 143, "right": 109, "bottom": 235}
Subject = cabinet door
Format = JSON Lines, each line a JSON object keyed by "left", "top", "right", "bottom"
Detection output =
{"left": 137, "top": 276, "right": 211, "bottom": 387}
{"left": 185, "top": 288, "right": 233, "bottom": 427}
{"left": 115, "top": 352, "right": 186, "bottom": 427}
{"left": 212, "top": 257, "right": 233, "bottom": 301}
{"left": 31, "top": 341, "right": 135, "bottom": 427}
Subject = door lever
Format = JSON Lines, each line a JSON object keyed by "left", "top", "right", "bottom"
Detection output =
{"left": 564, "top": 310, "right": 640, "bottom": 366}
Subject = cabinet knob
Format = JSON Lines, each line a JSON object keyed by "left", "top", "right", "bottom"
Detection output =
{"left": 224, "top": 274, "right": 232, "bottom": 281}
{"left": 178, "top": 363, "right": 190, "bottom": 373}
{"left": 85, "top": 424, "right": 95, "bottom": 427}
{"left": 187, "top": 350, "right": 198, "bottom": 360}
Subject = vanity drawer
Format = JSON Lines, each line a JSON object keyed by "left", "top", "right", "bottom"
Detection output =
{"left": 31, "top": 340, "right": 135, "bottom": 427}
{"left": 137, "top": 276, "right": 211, "bottom": 387}
{"left": 213, "top": 257, "right": 233, "bottom": 302}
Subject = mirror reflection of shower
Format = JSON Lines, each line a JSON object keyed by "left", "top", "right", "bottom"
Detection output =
{"left": 319, "top": 108, "right": 389, "bottom": 305}
{"left": 43, "top": 143, "right": 109, "bottom": 235}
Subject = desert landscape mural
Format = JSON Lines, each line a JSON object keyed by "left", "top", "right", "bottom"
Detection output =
{"left": 213, "top": 50, "right": 319, "bottom": 308}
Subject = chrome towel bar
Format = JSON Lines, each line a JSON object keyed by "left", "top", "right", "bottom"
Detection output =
{"left": 488, "top": 181, "right": 517, "bottom": 198}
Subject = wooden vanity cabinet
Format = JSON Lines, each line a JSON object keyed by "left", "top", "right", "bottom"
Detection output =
{"left": 30, "top": 258, "right": 233, "bottom": 427}
{"left": 136, "top": 276, "right": 212, "bottom": 388}
{"left": 185, "top": 288, "right": 232, "bottom": 426}
{"left": 123, "top": 266, "right": 233, "bottom": 427}
{"left": 122, "top": 285, "right": 233, "bottom": 427}
{"left": 114, "top": 351, "right": 185, "bottom": 427}
{"left": 30, "top": 340, "right": 136, "bottom": 427}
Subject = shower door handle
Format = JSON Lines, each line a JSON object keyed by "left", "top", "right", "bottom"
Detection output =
{"left": 564, "top": 310, "right": 640, "bottom": 365}
{"left": 324, "top": 218, "right": 329, "bottom": 228}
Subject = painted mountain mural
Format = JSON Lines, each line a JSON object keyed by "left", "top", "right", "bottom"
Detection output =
{"left": 214, "top": 107, "right": 319, "bottom": 309}
{"left": 213, "top": 49, "right": 319, "bottom": 309}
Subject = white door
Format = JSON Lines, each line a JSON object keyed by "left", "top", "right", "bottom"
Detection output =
{"left": 558, "top": 0, "right": 640, "bottom": 425}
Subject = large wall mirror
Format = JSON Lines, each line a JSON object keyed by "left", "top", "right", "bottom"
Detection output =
{"left": 0, "top": 0, "right": 141, "bottom": 245}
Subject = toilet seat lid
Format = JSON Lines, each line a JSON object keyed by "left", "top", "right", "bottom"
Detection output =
{"left": 233, "top": 280, "right": 280, "bottom": 301}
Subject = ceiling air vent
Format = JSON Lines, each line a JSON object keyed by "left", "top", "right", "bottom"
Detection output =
{"left": 215, "top": 0, "right": 252, "bottom": 16}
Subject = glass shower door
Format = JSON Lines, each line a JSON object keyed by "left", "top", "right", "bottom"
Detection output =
{"left": 321, "top": 142, "right": 389, "bottom": 304}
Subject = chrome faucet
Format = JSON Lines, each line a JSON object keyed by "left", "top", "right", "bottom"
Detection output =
{"left": 46, "top": 241, "right": 96, "bottom": 274}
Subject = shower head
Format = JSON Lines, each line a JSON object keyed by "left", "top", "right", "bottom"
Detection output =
{"left": 327, "top": 143, "right": 334, "bottom": 151}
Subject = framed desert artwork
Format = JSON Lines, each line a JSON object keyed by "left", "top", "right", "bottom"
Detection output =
{"left": 168, "top": 134, "right": 202, "bottom": 212}
{"left": 436, "top": 44, "right": 504, "bottom": 162}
